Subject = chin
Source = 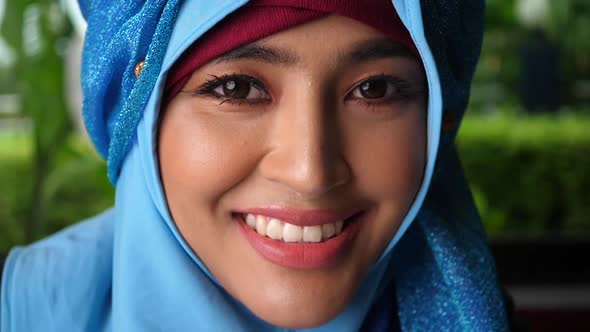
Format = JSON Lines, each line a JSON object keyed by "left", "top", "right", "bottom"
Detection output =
{"left": 242, "top": 279, "right": 356, "bottom": 329}
{"left": 221, "top": 246, "right": 367, "bottom": 329}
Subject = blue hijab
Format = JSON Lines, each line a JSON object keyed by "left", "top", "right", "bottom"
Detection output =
{"left": 1, "top": 1, "right": 509, "bottom": 331}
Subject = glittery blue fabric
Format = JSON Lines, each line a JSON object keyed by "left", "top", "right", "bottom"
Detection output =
{"left": 80, "top": 0, "right": 181, "bottom": 182}
{"left": 1, "top": 0, "right": 509, "bottom": 331}
{"left": 391, "top": 1, "right": 509, "bottom": 330}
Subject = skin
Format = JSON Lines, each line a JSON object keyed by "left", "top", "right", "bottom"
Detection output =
{"left": 159, "top": 15, "right": 427, "bottom": 329}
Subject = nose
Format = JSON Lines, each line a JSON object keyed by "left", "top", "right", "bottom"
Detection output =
{"left": 258, "top": 95, "right": 351, "bottom": 199}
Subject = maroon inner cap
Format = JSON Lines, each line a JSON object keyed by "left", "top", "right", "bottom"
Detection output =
{"left": 163, "top": 0, "right": 418, "bottom": 105}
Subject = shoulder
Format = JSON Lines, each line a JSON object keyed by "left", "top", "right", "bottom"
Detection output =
{"left": 7, "top": 208, "right": 115, "bottom": 277}
{"left": 1, "top": 209, "right": 115, "bottom": 331}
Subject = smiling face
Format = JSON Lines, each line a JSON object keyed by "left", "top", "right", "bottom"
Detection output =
{"left": 158, "top": 15, "right": 426, "bottom": 328}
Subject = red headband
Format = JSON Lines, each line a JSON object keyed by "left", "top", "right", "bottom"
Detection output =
{"left": 163, "top": 0, "right": 418, "bottom": 104}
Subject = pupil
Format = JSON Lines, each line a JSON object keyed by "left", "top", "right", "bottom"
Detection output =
{"left": 360, "top": 80, "right": 387, "bottom": 99}
{"left": 223, "top": 79, "right": 250, "bottom": 98}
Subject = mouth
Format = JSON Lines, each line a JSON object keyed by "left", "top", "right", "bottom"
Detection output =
{"left": 235, "top": 211, "right": 362, "bottom": 243}
{"left": 233, "top": 208, "right": 367, "bottom": 269}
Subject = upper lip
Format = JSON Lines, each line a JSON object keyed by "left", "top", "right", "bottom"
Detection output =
{"left": 235, "top": 206, "right": 362, "bottom": 227}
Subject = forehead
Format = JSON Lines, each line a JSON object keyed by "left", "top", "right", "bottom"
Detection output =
{"left": 212, "top": 15, "right": 418, "bottom": 69}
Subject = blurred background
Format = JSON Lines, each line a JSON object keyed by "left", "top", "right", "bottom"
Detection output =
{"left": 0, "top": 0, "right": 589, "bottom": 330}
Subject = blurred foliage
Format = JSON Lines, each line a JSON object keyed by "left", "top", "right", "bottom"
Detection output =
{"left": 546, "top": 0, "right": 590, "bottom": 103}
{"left": 457, "top": 113, "right": 590, "bottom": 236}
{"left": 471, "top": 0, "right": 590, "bottom": 111}
{"left": 0, "top": 133, "right": 113, "bottom": 253}
{"left": 546, "top": 1, "right": 590, "bottom": 58}
{"left": 486, "top": 0, "right": 519, "bottom": 29}
{"left": 1, "top": 0, "right": 74, "bottom": 241}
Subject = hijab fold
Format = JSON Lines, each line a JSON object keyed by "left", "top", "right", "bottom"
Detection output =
{"left": 1, "top": 1, "right": 509, "bottom": 331}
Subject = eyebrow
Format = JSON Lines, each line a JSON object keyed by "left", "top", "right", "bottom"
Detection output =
{"left": 213, "top": 38, "right": 416, "bottom": 66}
{"left": 342, "top": 38, "right": 418, "bottom": 64}
{"left": 214, "top": 43, "right": 300, "bottom": 66}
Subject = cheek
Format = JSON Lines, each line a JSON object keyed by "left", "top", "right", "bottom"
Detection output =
{"left": 347, "top": 109, "right": 426, "bottom": 199}
{"left": 158, "top": 105, "right": 264, "bottom": 207}
{"left": 157, "top": 103, "right": 268, "bottom": 286}
{"left": 345, "top": 105, "right": 426, "bottom": 259}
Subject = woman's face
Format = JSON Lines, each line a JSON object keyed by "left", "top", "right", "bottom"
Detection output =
{"left": 159, "top": 15, "right": 426, "bottom": 328}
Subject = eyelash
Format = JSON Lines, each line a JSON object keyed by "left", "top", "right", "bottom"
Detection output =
{"left": 196, "top": 73, "right": 419, "bottom": 108}
{"left": 347, "top": 74, "right": 417, "bottom": 106}
{"left": 197, "top": 73, "right": 270, "bottom": 106}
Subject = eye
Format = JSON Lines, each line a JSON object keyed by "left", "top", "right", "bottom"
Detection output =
{"left": 350, "top": 77, "right": 398, "bottom": 100}
{"left": 198, "top": 74, "right": 270, "bottom": 104}
{"left": 213, "top": 78, "right": 266, "bottom": 99}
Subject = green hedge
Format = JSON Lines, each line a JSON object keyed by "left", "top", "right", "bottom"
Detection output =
{"left": 457, "top": 113, "right": 590, "bottom": 236}
{"left": 1, "top": 113, "right": 589, "bottom": 252}
{"left": 0, "top": 134, "right": 113, "bottom": 253}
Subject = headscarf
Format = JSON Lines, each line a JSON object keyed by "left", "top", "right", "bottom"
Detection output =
{"left": 0, "top": 1, "right": 509, "bottom": 331}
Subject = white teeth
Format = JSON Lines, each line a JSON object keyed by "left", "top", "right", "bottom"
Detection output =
{"left": 283, "top": 223, "right": 303, "bottom": 242}
{"left": 321, "top": 223, "right": 335, "bottom": 240}
{"left": 243, "top": 213, "right": 346, "bottom": 243}
{"left": 303, "top": 225, "right": 322, "bottom": 243}
{"left": 246, "top": 214, "right": 257, "bottom": 228}
{"left": 266, "top": 218, "right": 283, "bottom": 240}
{"left": 255, "top": 215, "right": 267, "bottom": 236}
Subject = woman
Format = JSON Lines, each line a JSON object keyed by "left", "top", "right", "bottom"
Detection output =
{"left": 1, "top": 0, "right": 509, "bottom": 331}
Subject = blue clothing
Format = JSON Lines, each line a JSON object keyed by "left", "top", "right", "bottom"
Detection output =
{"left": 1, "top": 1, "right": 509, "bottom": 331}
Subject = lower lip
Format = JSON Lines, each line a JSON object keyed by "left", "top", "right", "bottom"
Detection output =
{"left": 236, "top": 212, "right": 366, "bottom": 270}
